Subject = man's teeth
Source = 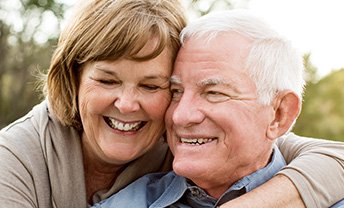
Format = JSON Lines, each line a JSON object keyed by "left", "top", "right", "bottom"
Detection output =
{"left": 180, "top": 138, "right": 214, "bottom": 145}
{"left": 108, "top": 118, "right": 142, "bottom": 131}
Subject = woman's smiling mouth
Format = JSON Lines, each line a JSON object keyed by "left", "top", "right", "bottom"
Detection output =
{"left": 104, "top": 117, "right": 146, "bottom": 132}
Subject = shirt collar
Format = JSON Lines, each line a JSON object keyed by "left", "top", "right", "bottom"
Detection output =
{"left": 165, "top": 145, "right": 286, "bottom": 208}
{"left": 230, "top": 145, "right": 286, "bottom": 192}
{"left": 216, "top": 145, "right": 286, "bottom": 206}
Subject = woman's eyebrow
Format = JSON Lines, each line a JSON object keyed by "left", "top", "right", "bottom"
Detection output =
{"left": 143, "top": 75, "right": 170, "bottom": 81}
{"left": 94, "top": 66, "right": 117, "bottom": 76}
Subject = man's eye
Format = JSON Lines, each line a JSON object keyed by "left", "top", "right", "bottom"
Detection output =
{"left": 171, "top": 88, "right": 183, "bottom": 101}
{"left": 207, "top": 91, "right": 223, "bottom": 95}
{"left": 205, "top": 91, "right": 230, "bottom": 103}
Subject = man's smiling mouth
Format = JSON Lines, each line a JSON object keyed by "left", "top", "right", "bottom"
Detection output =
{"left": 180, "top": 138, "right": 215, "bottom": 145}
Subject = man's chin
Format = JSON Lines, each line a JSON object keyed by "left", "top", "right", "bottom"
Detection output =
{"left": 173, "top": 161, "right": 205, "bottom": 179}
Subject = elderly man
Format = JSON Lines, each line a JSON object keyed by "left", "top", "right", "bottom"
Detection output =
{"left": 93, "top": 10, "right": 344, "bottom": 208}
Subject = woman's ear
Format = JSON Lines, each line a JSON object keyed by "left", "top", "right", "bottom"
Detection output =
{"left": 267, "top": 90, "right": 301, "bottom": 139}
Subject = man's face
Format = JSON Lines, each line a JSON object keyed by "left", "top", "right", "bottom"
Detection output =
{"left": 165, "top": 32, "right": 275, "bottom": 198}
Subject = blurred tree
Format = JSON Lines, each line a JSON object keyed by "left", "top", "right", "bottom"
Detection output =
{"left": 187, "top": 0, "right": 234, "bottom": 16}
{"left": 0, "top": 0, "right": 68, "bottom": 127}
{"left": 294, "top": 69, "right": 344, "bottom": 141}
{"left": 0, "top": 20, "right": 10, "bottom": 82}
{"left": 293, "top": 53, "right": 344, "bottom": 141}
{"left": 303, "top": 53, "right": 319, "bottom": 84}
{"left": 184, "top": 0, "right": 249, "bottom": 18}
{"left": 9, "top": 0, "right": 66, "bottom": 42}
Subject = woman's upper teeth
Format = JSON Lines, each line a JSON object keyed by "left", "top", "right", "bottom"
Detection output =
{"left": 108, "top": 117, "right": 142, "bottom": 131}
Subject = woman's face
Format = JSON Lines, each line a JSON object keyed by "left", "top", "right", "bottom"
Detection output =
{"left": 78, "top": 44, "right": 173, "bottom": 166}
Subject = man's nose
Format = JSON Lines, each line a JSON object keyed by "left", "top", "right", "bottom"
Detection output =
{"left": 172, "top": 93, "right": 205, "bottom": 127}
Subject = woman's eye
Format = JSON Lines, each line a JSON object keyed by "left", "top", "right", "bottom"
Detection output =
{"left": 98, "top": 79, "right": 120, "bottom": 85}
{"left": 141, "top": 84, "right": 161, "bottom": 91}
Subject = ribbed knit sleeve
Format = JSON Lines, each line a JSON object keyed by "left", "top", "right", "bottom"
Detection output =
{"left": 276, "top": 133, "right": 344, "bottom": 208}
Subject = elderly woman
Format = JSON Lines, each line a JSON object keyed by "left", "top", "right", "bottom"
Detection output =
{"left": 0, "top": 0, "right": 343, "bottom": 207}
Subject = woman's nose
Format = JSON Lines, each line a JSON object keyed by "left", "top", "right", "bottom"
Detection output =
{"left": 113, "top": 88, "right": 140, "bottom": 114}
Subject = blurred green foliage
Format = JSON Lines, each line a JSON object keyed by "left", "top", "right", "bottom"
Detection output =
{"left": 0, "top": 0, "right": 343, "bottom": 141}
{"left": 294, "top": 69, "right": 344, "bottom": 141}
{"left": 0, "top": 0, "right": 61, "bottom": 127}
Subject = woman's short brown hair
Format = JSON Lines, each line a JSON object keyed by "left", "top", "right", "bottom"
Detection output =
{"left": 45, "top": 0, "right": 187, "bottom": 130}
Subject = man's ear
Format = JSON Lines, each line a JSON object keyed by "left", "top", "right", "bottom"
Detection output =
{"left": 267, "top": 90, "right": 301, "bottom": 139}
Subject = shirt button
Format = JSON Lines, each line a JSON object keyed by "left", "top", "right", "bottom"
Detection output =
{"left": 191, "top": 189, "right": 200, "bottom": 196}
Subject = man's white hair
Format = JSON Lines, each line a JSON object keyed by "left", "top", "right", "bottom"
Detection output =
{"left": 180, "top": 10, "right": 305, "bottom": 105}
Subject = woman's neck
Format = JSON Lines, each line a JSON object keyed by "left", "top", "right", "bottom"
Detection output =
{"left": 81, "top": 139, "right": 125, "bottom": 204}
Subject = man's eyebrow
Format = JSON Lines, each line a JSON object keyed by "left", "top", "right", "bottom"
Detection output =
{"left": 197, "top": 78, "right": 232, "bottom": 87}
{"left": 198, "top": 77, "right": 246, "bottom": 94}
{"left": 170, "top": 75, "right": 182, "bottom": 84}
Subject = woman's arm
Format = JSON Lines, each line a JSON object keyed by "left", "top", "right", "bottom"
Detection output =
{"left": 277, "top": 133, "right": 344, "bottom": 207}
{"left": 219, "top": 174, "right": 305, "bottom": 208}
{"left": 220, "top": 133, "right": 344, "bottom": 208}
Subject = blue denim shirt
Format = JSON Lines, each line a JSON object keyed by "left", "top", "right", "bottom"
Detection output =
{"left": 332, "top": 200, "right": 344, "bottom": 208}
{"left": 93, "top": 146, "right": 291, "bottom": 208}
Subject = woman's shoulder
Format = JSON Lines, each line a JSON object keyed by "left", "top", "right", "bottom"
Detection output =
{"left": 1, "top": 101, "right": 47, "bottom": 144}
{"left": 0, "top": 100, "right": 85, "bottom": 207}
{"left": 1, "top": 100, "right": 49, "bottom": 133}
{"left": 0, "top": 99, "right": 80, "bottom": 164}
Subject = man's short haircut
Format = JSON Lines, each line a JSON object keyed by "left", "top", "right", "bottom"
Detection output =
{"left": 180, "top": 10, "right": 305, "bottom": 105}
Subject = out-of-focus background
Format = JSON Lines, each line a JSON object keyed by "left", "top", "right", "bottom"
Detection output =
{"left": 1, "top": 0, "right": 343, "bottom": 141}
